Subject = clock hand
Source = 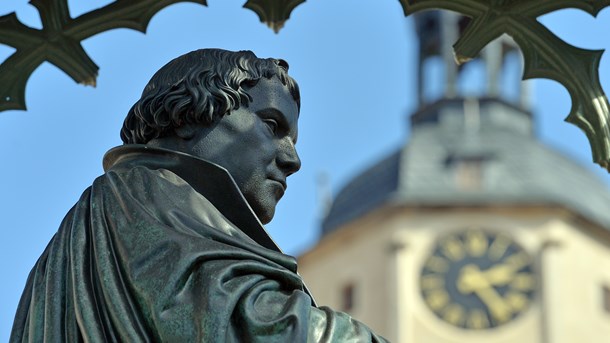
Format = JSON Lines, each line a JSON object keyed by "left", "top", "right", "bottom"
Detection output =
{"left": 481, "top": 263, "right": 516, "bottom": 286}
{"left": 457, "top": 264, "right": 484, "bottom": 294}
{"left": 457, "top": 264, "right": 513, "bottom": 323}
{"left": 472, "top": 286, "right": 512, "bottom": 323}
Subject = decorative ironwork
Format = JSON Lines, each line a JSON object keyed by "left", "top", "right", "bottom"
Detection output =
{"left": 0, "top": 0, "right": 208, "bottom": 112}
{"left": 0, "top": 0, "right": 307, "bottom": 113}
{"left": 243, "top": 0, "right": 305, "bottom": 33}
{"left": 400, "top": 0, "right": 610, "bottom": 171}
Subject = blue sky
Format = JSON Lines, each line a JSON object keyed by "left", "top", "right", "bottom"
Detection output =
{"left": 1, "top": 0, "right": 609, "bottom": 339}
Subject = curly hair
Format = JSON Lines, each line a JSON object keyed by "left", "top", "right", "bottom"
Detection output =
{"left": 120, "top": 49, "right": 300, "bottom": 144}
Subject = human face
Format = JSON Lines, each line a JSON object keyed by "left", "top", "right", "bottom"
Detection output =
{"left": 187, "top": 76, "right": 301, "bottom": 224}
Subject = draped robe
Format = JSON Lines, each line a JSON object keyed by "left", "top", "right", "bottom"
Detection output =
{"left": 11, "top": 145, "right": 388, "bottom": 342}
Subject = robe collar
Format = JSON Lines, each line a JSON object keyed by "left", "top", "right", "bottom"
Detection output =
{"left": 102, "top": 144, "right": 283, "bottom": 253}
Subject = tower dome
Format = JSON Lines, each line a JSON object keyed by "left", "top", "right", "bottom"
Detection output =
{"left": 322, "top": 97, "right": 610, "bottom": 235}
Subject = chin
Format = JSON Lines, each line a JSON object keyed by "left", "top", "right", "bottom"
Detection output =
{"left": 253, "top": 202, "right": 276, "bottom": 224}
{"left": 257, "top": 209, "right": 274, "bottom": 225}
{"left": 247, "top": 193, "right": 278, "bottom": 224}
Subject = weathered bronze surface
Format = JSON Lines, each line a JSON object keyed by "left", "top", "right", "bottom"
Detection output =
{"left": 401, "top": 0, "right": 610, "bottom": 171}
{"left": 10, "top": 49, "right": 387, "bottom": 342}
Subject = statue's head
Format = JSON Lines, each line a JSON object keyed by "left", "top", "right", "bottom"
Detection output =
{"left": 121, "top": 49, "right": 302, "bottom": 224}
{"left": 121, "top": 48, "right": 300, "bottom": 144}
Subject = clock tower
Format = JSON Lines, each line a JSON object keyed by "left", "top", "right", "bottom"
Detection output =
{"left": 298, "top": 10, "right": 610, "bottom": 343}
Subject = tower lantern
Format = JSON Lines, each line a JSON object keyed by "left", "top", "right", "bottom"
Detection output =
{"left": 414, "top": 11, "right": 529, "bottom": 109}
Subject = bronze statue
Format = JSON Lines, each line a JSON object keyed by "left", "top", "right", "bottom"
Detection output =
{"left": 11, "top": 49, "right": 387, "bottom": 342}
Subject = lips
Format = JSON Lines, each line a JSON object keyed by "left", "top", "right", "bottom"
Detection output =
{"left": 269, "top": 178, "right": 287, "bottom": 192}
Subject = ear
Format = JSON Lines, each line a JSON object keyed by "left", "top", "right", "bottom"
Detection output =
{"left": 174, "top": 123, "right": 198, "bottom": 140}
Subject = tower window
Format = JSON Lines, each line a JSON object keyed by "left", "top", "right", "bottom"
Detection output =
{"left": 341, "top": 283, "right": 356, "bottom": 312}
{"left": 445, "top": 153, "right": 492, "bottom": 191}
{"left": 454, "top": 158, "right": 484, "bottom": 191}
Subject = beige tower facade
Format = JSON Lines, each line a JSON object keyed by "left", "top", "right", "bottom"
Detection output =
{"left": 300, "top": 206, "right": 610, "bottom": 342}
{"left": 298, "top": 11, "right": 610, "bottom": 343}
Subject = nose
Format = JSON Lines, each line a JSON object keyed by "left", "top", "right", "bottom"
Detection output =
{"left": 278, "top": 139, "right": 301, "bottom": 176}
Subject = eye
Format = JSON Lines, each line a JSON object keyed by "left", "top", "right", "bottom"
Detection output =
{"left": 263, "top": 118, "right": 278, "bottom": 134}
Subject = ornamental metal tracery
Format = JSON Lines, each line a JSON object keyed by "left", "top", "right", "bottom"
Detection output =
{"left": 2, "top": 0, "right": 610, "bottom": 171}
{"left": 400, "top": 0, "right": 610, "bottom": 170}
{"left": 0, "top": 0, "right": 302, "bottom": 112}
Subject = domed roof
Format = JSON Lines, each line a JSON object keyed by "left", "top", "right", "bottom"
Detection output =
{"left": 322, "top": 98, "right": 610, "bottom": 235}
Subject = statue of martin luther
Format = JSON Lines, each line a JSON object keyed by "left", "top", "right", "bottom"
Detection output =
{"left": 11, "top": 49, "right": 388, "bottom": 342}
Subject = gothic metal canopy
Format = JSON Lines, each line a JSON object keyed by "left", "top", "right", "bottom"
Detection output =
{"left": 0, "top": 0, "right": 304, "bottom": 112}
{"left": 1, "top": 0, "right": 610, "bottom": 171}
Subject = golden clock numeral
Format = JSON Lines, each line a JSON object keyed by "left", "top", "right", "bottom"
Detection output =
{"left": 505, "top": 252, "right": 531, "bottom": 270}
{"left": 425, "top": 290, "right": 449, "bottom": 310}
{"left": 425, "top": 255, "right": 450, "bottom": 273}
{"left": 441, "top": 237, "right": 465, "bottom": 261}
{"left": 467, "top": 309, "right": 489, "bottom": 329}
{"left": 443, "top": 304, "right": 465, "bottom": 325}
{"left": 466, "top": 230, "right": 488, "bottom": 257}
{"left": 488, "top": 235, "right": 511, "bottom": 260}
{"left": 510, "top": 273, "right": 536, "bottom": 291}
{"left": 421, "top": 274, "right": 444, "bottom": 290}
{"left": 506, "top": 291, "right": 529, "bottom": 311}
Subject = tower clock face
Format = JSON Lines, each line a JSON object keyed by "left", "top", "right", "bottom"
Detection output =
{"left": 420, "top": 229, "right": 536, "bottom": 330}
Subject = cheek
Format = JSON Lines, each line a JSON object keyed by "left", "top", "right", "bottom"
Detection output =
{"left": 235, "top": 146, "right": 277, "bottom": 192}
{"left": 221, "top": 121, "right": 278, "bottom": 183}
{"left": 244, "top": 126, "right": 278, "bottom": 161}
{"left": 228, "top": 146, "right": 270, "bottom": 185}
